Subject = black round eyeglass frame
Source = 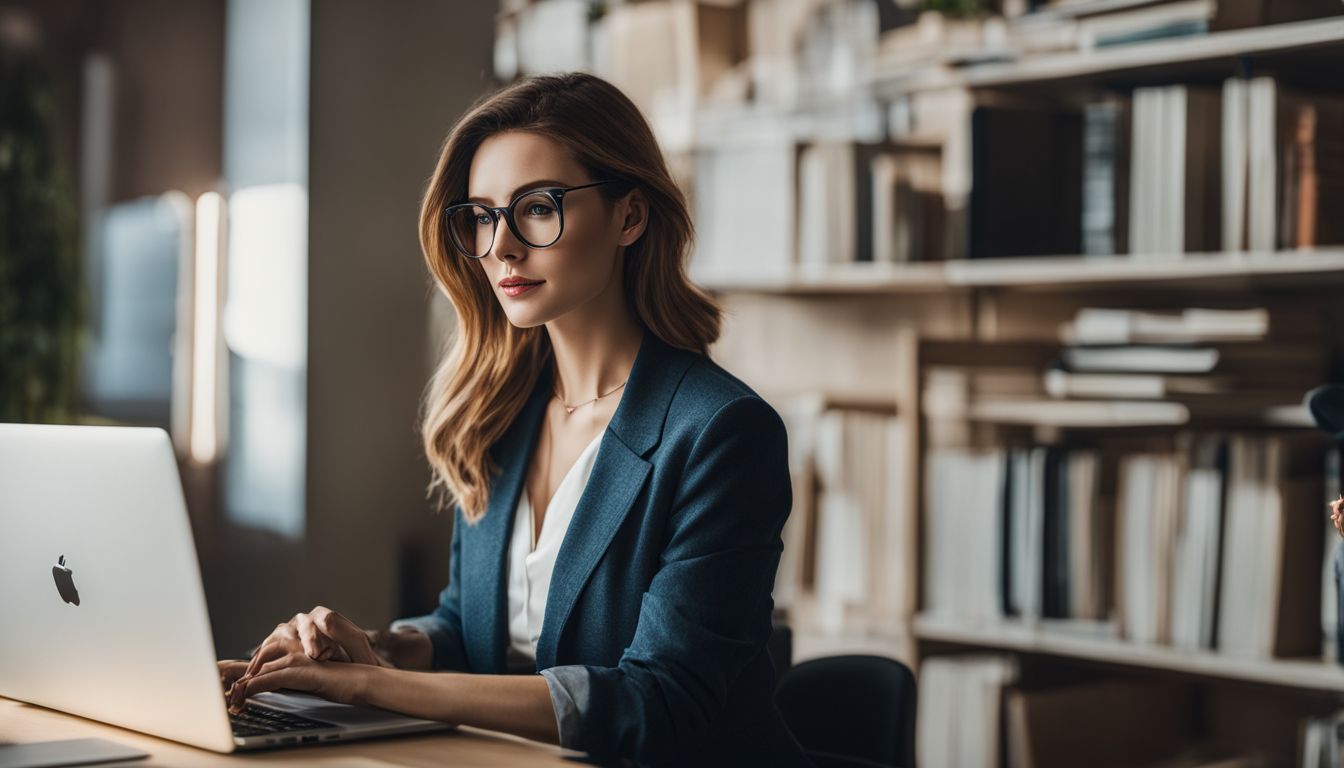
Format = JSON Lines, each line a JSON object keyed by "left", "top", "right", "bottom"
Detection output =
{"left": 442, "top": 179, "right": 623, "bottom": 259}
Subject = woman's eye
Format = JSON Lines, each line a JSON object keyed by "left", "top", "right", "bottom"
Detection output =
{"left": 525, "top": 204, "right": 555, "bottom": 217}
{"left": 474, "top": 214, "right": 492, "bottom": 226}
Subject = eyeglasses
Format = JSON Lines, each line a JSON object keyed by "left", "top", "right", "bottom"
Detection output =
{"left": 443, "top": 179, "right": 621, "bottom": 259}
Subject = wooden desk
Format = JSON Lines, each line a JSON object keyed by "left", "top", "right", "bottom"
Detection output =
{"left": 0, "top": 696, "right": 587, "bottom": 767}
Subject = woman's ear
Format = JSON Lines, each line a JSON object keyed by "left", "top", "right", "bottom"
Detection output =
{"left": 616, "top": 189, "right": 649, "bottom": 247}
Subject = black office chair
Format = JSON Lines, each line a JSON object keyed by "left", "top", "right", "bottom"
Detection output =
{"left": 775, "top": 654, "right": 917, "bottom": 768}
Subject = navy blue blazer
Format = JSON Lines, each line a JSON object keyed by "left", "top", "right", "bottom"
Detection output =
{"left": 392, "top": 327, "right": 812, "bottom": 767}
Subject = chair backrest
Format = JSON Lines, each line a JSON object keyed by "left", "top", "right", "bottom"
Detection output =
{"left": 775, "top": 654, "right": 917, "bottom": 768}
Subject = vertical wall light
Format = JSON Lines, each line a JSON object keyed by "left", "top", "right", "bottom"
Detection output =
{"left": 190, "top": 191, "right": 225, "bottom": 465}
{"left": 220, "top": 0, "right": 310, "bottom": 538}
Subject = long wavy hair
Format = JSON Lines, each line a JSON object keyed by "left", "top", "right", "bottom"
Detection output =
{"left": 418, "top": 72, "right": 721, "bottom": 525}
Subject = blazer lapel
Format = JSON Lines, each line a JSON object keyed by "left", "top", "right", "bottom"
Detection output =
{"left": 534, "top": 328, "right": 699, "bottom": 669}
{"left": 462, "top": 362, "right": 552, "bottom": 673}
{"left": 534, "top": 439, "right": 651, "bottom": 669}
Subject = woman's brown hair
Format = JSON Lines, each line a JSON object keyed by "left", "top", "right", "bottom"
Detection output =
{"left": 418, "top": 72, "right": 722, "bottom": 525}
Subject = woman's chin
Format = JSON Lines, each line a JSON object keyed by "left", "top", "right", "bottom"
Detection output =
{"left": 503, "top": 311, "right": 550, "bottom": 330}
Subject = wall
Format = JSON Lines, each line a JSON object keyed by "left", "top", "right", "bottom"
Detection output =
{"left": 302, "top": 0, "right": 495, "bottom": 636}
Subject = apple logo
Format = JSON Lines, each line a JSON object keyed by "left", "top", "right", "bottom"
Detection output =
{"left": 52, "top": 555, "right": 80, "bottom": 606}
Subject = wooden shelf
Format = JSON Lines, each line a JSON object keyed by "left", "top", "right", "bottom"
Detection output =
{"left": 695, "top": 249, "right": 1344, "bottom": 294}
{"left": 874, "top": 16, "right": 1344, "bottom": 97}
{"left": 946, "top": 249, "right": 1344, "bottom": 287}
{"left": 693, "top": 261, "right": 949, "bottom": 294}
{"left": 966, "top": 399, "right": 1190, "bottom": 427}
{"left": 791, "top": 628, "right": 914, "bottom": 666}
{"left": 913, "top": 614, "right": 1344, "bottom": 692}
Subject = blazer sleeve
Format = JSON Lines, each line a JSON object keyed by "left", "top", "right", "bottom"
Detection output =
{"left": 388, "top": 503, "right": 470, "bottom": 672}
{"left": 539, "top": 395, "right": 792, "bottom": 764}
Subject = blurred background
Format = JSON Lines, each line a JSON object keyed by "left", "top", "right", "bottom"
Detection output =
{"left": 4, "top": 0, "right": 1344, "bottom": 765}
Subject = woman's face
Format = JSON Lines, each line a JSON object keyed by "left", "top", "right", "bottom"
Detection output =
{"left": 464, "top": 130, "right": 643, "bottom": 329}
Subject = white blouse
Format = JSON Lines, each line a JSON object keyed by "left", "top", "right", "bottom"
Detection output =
{"left": 505, "top": 431, "right": 605, "bottom": 673}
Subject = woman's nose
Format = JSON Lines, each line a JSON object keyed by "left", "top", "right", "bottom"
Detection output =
{"left": 490, "top": 218, "right": 526, "bottom": 262}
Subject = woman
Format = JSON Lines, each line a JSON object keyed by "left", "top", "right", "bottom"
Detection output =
{"left": 217, "top": 72, "right": 811, "bottom": 767}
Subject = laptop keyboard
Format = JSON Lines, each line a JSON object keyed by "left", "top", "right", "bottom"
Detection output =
{"left": 229, "top": 702, "right": 339, "bottom": 737}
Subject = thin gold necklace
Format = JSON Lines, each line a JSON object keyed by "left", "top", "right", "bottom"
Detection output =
{"left": 534, "top": 378, "right": 625, "bottom": 546}
{"left": 553, "top": 379, "right": 627, "bottom": 415}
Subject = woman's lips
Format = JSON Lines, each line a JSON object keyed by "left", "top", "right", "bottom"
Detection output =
{"left": 501, "top": 281, "right": 543, "bottom": 297}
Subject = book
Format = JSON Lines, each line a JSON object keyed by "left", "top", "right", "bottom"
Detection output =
{"left": 1082, "top": 95, "right": 1131, "bottom": 256}
{"left": 1044, "top": 369, "right": 1236, "bottom": 399}
{"left": 1042, "top": 448, "right": 1069, "bottom": 620}
{"left": 871, "top": 145, "right": 947, "bottom": 263}
{"left": 1004, "top": 447, "right": 1048, "bottom": 620}
{"left": 1127, "top": 84, "right": 1223, "bottom": 256}
{"left": 1324, "top": 446, "right": 1341, "bottom": 663}
{"left": 1222, "top": 77, "right": 1250, "bottom": 251}
{"left": 1076, "top": 0, "right": 1215, "bottom": 48}
{"left": 1117, "top": 451, "right": 1183, "bottom": 644}
{"left": 918, "top": 655, "right": 1020, "bottom": 768}
{"left": 1216, "top": 433, "right": 1328, "bottom": 658}
{"left": 1066, "top": 449, "right": 1109, "bottom": 620}
{"left": 926, "top": 446, "right": 1006, "bottom": 623}
{"left": 1059, "top": 307, "right": 1270, "bottom": 345}
{"left": 971, "top": 399, "right": 1190, "bottom": 427}
{"left": 970, "top": 103, "right": 1083, "bottom": 259}
{"left": 1169, "top": 434, "right": 1228, "bottom": 651}
{"left": 1060, "top": 343, "right": 1322, "bottom": 375}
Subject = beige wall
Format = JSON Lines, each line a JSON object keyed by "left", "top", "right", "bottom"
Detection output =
{"left": 303, "top": 0, "right": 495, "bottom": 635}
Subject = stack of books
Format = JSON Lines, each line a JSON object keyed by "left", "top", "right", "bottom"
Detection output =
{"left": 1046, "top": 306, "right": 1325, "bottom": 425}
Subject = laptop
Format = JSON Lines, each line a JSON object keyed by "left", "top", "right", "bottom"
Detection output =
{"left": 0, "top": 423, "right": 453, "bottom": 752}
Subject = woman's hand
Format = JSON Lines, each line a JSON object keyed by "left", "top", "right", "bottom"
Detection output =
{"left": 217, "top": 606, "right": 392, "bottom": 704}
{"left": 218, "top": 653, "right": 375, "bottom": 714}
{"left": 1331, "top": 494, "right": 1344, "bottom": 540}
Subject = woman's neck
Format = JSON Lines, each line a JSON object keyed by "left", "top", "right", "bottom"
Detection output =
{"left": 545, "top": 315, "right": 643, "bottom": 408}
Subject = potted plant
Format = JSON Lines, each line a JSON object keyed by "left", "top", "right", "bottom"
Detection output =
{"left": 0, "top": 10, "right": 84, "bottom": 425}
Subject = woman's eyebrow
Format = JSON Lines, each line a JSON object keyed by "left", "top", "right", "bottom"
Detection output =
{"left": 467, "top": 179, "right": 567, "bottom": 206}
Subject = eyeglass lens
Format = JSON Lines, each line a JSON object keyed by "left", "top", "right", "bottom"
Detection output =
{"left": 447, "top": 190, "right": 561, "bottom": 257}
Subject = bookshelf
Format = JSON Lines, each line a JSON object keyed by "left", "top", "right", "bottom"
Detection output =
{"left": 875, "top": 15, "right": 1344, "bottom": 95}
{"left": 696, "top": 248, "right": 1344, "bottom": 293}
{"left": 913, "top": 613, "right": 1344, "bottom": 693}
{"left": 495, "top": 0, "right": 1344, "bottom": 763}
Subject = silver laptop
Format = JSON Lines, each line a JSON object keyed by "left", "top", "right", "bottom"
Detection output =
{"left": 0, "top": 423, "right": 453, "bottom": 752}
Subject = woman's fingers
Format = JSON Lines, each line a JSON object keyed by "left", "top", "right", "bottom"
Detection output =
{"left": 226, "top": 606, "right": 378, "bottom": 705}
{"left": 218, "top": 659, "right": 250, "bottom": 690}
{"left": 226, "top": 647, "right": 312, "bottom": 709}
{"left": 242, "top": 625, "right": 298, "bottom": 680}
{"left": 309, "top": 607, "right": 379, "bottom": 666}
{"left": 295, "top": 613, "right": 335, "bottom": 660}
{"left": 245, "top": 651, "right": 309, "bottom": 681}
{"left": 228, "top": 657, "right": 367, "bottom": 713}
{"left": 229, "top": 665, "right": 310, "bottom": 713}
{"left": 296, "top": 609, "right": 358, "bottom": 663}
{"left": 227, "top": 652, "right": 324, "bottom": 713}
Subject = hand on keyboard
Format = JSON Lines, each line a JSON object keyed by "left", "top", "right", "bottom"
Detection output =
{"left": 219, "top": 605, "right": 390, "bottom": 714}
